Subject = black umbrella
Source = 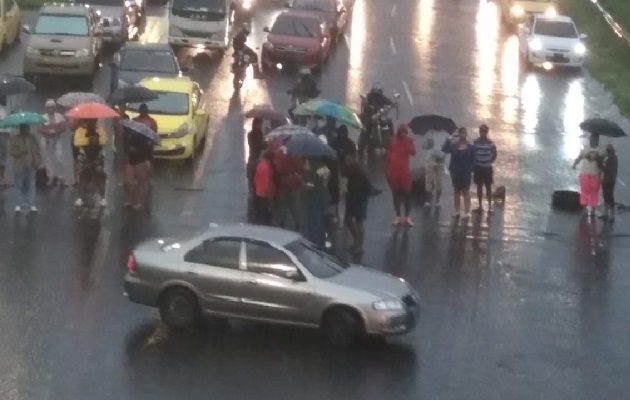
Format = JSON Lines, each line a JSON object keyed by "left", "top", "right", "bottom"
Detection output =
{"left": 579, "top": 118, "right": 627, "bottom": 138}
{"left": 0, "top": 76, "right": 35, "bottom": 97}
{"left": 285, "top": 134, "right": 336, "bottom": 158}
{"left": 108, "top": 86, "right": 158, "bottom": 104}
{"left": 408, "top": 114, "right": 457, "bottom": 135}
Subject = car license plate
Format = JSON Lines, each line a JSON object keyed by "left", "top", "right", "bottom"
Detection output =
{"left": 60, "top": 51, "right": 75, "bottom": 56}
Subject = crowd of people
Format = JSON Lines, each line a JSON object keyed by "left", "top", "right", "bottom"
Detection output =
{"left": 0, "top": 95, "right": 158, "bottom": 213}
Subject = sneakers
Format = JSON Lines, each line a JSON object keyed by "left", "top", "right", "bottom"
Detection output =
{"left": 14, "top": 205, "right": 21, "bottom": 213}
{"left": 404, "top": 217, "right": 414, "bottom": 227}
{"left": 424, "top": 202, "right": 431, "bottom": 208}
{"left": 74, "top": 198, "right": 84, "bottom": 207}
{"left": 30, "top": 206, "right": 38, "bottom": 213}
{"left": 392, "top": 217, "right": 402, "bottom": 226}
{"left": 100, "top": 198, "right": 108, "bottom": 207}
{"left": 14, "top": 205, "right": 38, "bottom": 213}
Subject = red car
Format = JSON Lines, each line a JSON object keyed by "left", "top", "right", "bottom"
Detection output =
{"left": 261, "top": 10, "right": 332, "bottom": 72}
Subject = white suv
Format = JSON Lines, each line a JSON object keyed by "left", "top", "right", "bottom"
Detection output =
{"left": 519, "top": 14, "right": 587, "bottom": 69}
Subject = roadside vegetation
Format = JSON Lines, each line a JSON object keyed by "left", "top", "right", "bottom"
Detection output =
{"left": 16, "top": 0, "right": 47, "bottom": 9}
{"left": 558, "top": 0, "right": 630, "bottom": 116}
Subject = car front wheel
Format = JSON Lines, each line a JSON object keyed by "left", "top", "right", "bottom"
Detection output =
{"left": 159, "top": 287, "right": 201, "bottom": 329}
{"left": 322, "top": 307, "right": 363, "bottom": 347}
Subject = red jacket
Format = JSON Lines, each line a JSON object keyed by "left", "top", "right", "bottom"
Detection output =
{"left": 133, "top": 115, "right": 158, "bottom": 132}
{"left": 385, "top": 135, "right": 416, "bottom": 190}
{"left": 254, "top": 159, "right": 275, "bottom": 198}
{"left": 269, "top": 139, "right": 304, "bottom": 193}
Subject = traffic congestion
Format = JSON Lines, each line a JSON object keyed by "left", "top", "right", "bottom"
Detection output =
{"left": 1, "top": 0, "right": 629, "bottom": 398}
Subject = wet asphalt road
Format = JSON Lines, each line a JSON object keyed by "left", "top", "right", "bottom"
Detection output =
{"left": 1, "top": 0, "right": 630, "bottom": 399}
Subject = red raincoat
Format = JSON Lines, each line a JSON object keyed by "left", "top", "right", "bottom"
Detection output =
{"left": 269, "top": 139, "right": 304, "bottom": 193}
{"left": 385, "top": 125, "right": 416, "bottom": 192}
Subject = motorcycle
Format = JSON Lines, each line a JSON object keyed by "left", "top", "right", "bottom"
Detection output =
{"left": 232, "top": 50, "right": 253, "bottom": 90}
{"left": 287, "top": 88, "right": 320, "bottom": 126}
{"left": 358, "top": 91, "right": 400, "bottom": 153}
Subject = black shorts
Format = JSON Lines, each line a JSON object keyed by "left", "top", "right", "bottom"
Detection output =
{"left": 345, "top": 199, "right": 367, "bottom": 222}
{"left": 72, "top": 145, "right": 79, "bottom": 160}
{"left": 602, "top": 181, "right": 615, "bottom": 206}
{"left": 473, "top": 166, "right": 493, "bottom": 186}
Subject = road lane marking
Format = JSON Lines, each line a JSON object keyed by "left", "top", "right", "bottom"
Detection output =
{"left": 391, "top": 4, "right": 397, "bottom": 17}
{"left": 402, "top": 81, "right": 413, "bottom": 106}
{"left": 389, "top": 37, "right": 397, "bottom": 55}
{"left": 619, "top": 179, "right": 627, "bottom": 187}
{"left": 344, "top": 34, "right": 350, "bottom": 47}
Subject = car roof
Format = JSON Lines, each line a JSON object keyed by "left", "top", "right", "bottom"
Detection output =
{"left": 203, "top": 224, "right": 302, "bottom": 247}
{"left": 121, "top": 42, "right": 174, "bottom": 52}
{"left": 535, "top": 14, "right": 574, "bottom": 23}
{"left": 139, "top": 77, "right": 193, "bottom": 93}
{"left": 40, "top": 3, "right": 91, "bottom": 14}
{"left": 277, "top": 9, "right": 327, "bottom": 23}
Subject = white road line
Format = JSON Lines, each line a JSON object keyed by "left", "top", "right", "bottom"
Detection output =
{"left": 389, "top": 37, "right": 397, "bottom": 55}
{"left": 619, "top": 179, "right": 627, "bottom": 187}
{"left": 391, "top": 4, "right": 397, "bottom": 17}
{"left": 344, "top": 34, "right": 350, "bottom": 47}
{"left": 402, "top": 80, "right": 413, "bottom": 106}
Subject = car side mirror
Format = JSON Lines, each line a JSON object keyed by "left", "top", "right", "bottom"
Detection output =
{"left": 263, "top": 27, "right": 270, "bottom": 33}
{"left": 580, "top": 33, "right": 587, "bottom": 39}
{"left": 285, "top": 270, "right": 303, "bottom": 281}
{"left": 22, "top": 25, "right": 30, "bottom": 34}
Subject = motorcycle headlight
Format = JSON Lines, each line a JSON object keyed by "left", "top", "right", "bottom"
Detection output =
{"left": 528, "top": 38, "right": 543, "bottom": 51}
{"left": 373, "top": 300, "right": 404, "bottom": 311}
{"left": 574, "top": 42, "right": 586, "bottom": 55}
{"left": 26, "top": 46, "right": 38, "bottom": 55}
{"left": 171, "top": 123, "right": 189, "bottom": 138}
{"left": 76, "top": 48, "right": 90, "bottom": 57}
{"left": 510, "top": 4, "right": 524, "bottom": 17}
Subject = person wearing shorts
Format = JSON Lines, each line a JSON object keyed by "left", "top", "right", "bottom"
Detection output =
{"left": 472, "top": 124, "right": 497, "bottom": 214}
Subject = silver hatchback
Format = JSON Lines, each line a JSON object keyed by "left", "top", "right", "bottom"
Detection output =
{"left": 124, "top": 224, "right": 420, "bottom": 346}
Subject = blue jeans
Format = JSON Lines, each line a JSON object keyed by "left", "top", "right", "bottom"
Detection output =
{"left": 305, "top": 204, "right": 326, "bottom": 248}
{"left": 14, "top": 166, "right": 36, "bottom": 207}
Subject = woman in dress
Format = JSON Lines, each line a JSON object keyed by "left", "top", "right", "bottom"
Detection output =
{"left": 442, "top": 127, "right": 476, "bottom": 219}
{"left": 572, "top": 134, "right": 602, "bottom": 218}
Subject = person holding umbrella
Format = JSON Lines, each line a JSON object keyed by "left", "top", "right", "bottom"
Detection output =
{"left": 9, "top": 124, "right": 43, "bottom": 212}
{"left": 385, "top": 124, "right": 416, "bottom": 227}
{"left": 38, "top": 99, "right": 69, "bottom": 186}
{"left": 252, "top": 150, "right": 276, "bottom": 225}
{"left": 572, "top": 134, "right": 603, "bottom": 218}
{"left": 121, "top": 119, "right": 156, "bottom": 210}
{"left": 73, "top": 119, "right": 108, "bottom": 207}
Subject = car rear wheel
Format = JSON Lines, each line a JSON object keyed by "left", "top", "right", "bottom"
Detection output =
{"left": 159, "top": 287, "right": 201, "bottom": 329}
{"left": 322, "top": 307, "right": 363, "bottom": 347}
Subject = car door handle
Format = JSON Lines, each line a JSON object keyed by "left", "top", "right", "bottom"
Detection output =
{"left": 247, "top": 280, "right": 258, "bottom": 285}
{"left": 187, "top": 270, "right": 198, "bottom": 275}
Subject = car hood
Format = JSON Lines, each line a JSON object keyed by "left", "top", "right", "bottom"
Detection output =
{"left": 326, "top": 266, "right": 410, "bottom": 300}
{"left": 126, "top": 112, "right": 189, "bottom": 134}
{"left": 28, "top": 35, "right": 90, "bottom": 50}
{"left": 118, "top": 70, "right": 181, "bottom": 85}
{"left": 533, "top": 34, "right": 579, "bottom": 49}
{"left": 292, "top": 9, "right": 335, "bottom": 24}
{"left": 92, "top": 6, "right": 124, "bottom": 19}
{"left": 267, "top": 33, "right": 320, "bottom": 48}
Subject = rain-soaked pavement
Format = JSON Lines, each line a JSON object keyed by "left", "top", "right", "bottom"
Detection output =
{"left": 1, "top": 0, "right": 630, "bottom": 399}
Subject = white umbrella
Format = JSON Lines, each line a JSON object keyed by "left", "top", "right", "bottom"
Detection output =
{"left": 266, "top": 124, "right": 314, "bottom": 140}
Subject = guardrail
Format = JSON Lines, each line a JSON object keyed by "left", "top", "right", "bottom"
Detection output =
{"left": 589, "top": 0, "right": 630, "bottom": 46}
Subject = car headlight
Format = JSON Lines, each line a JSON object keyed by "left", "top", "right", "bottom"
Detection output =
{"left": 373, "top": 300, "right": 404, "bottom": 311}
{"left": 574, "top": 42, "right": 586, "bottom": 55}
{"left": 171, "top": 123, "right": 189, "bottom": 138}
{"left": 510, "top": 4, "right": 524, "bottom": 17}
{"left": 242, "top": 0, "right": 252, "bottom": 9}
{"left": 25, "top": 46, "right": 38, "bottom": 55}
{"left": 544, "top": 7, "right": 557, "bottom": 17}
{"left": 528, "top": 38, "right": 543, "bottom": 51}
{"left": 76, "top": 48, "right": 90, "bottom": 57}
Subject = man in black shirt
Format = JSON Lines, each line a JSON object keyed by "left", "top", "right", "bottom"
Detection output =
{"left": 344, "top": 150, "right": 371, "bottom": 254}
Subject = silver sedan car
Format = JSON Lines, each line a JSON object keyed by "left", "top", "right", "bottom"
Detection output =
{"left": 124, "top": 224, "right": 420, "bottom": 346}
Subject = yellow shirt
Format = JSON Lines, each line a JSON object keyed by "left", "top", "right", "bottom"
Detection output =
{"left": 73, "top": 126, "right": 107, "bottom": 147}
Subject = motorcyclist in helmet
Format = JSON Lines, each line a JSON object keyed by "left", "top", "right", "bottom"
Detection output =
{"left": 364, "top": 82, "right": 393, "bottom": 117}
{"left": 232, "top": 24, "right": 258, "bottom": 69}
{"left": 288, "top": 68, "right": 320, "bottom": 121}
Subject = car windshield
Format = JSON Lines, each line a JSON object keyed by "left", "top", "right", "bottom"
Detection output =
{"left": 120, "top": 50, "right": 178, "bottom": 74}
{"left": 286, "top": 241, "right": 346, "bottom": 279}
{"left": 34, "top": 14, "right": 88, "bottom": 36}
{"left": 172, "top": 0, "right": 226, "bottom": 11}
{"left": 534, "top": 20, "right": 578, "bottom": 38}
{"left": 128, "top": 92, "right": 189, "bottom": 115}
{"left": 292, "top": 0, "right": 334, "bottom": 12}
{"left": 271, "top": 16, "right": 321, "bottom": 38}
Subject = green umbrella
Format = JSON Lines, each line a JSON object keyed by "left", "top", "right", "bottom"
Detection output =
{"left": 0, "top": 111, "right": 46, "bottom": 129}
{"left": 296, "top": 99, "right": 363, "bottom": 129}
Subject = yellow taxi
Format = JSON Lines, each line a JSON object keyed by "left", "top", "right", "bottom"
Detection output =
{"left": 0, "top": 0, "right": 20, "bottom": 53}
{"left": 127, "top": 77, "right": 208, "bottom": 161}
{"left": 499, "top": 0, "right": 557, "bottom": 26}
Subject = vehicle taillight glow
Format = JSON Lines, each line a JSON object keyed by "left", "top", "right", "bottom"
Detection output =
{"left": 127, "top": 255, "right": 137, "bottom": 274}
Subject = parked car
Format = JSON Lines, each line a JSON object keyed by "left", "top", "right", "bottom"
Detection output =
{"left": 126, "top": 77, "right": 207, "bottom": 161}
{"left": 73, "top": 0, "right": 142, "bottom": 46}
{"left": 519, "top": 14, "right": 587, "bottom": 70}
{"left": 22, "top": 4, "right": 104, "bottom": 86}
{"left": 261, "top": 10, "right": 332, "bottom": 72}
{"left": 124, "top": 224, "right": 420, "bottom": 346}
{"left": 286, "top": 0, "right": 348, "bottom": 43}
{"left": 114, "top": 42, "right": 182, "bottom": 85}
{"left": 0, "top": 0, "right": 20, "bottom": 53}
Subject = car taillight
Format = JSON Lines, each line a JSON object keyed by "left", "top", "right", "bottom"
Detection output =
{"left": 127, "top": 255, "right": 137, "bottom": 274}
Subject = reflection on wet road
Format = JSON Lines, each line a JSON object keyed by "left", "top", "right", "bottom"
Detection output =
{"left": 1, "top": 0, "right": 630, "bottom": 399}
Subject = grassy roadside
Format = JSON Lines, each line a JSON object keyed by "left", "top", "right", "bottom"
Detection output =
{"left": 558, "top": 0, "right": 630, "bottom": 116}
{"left": 16, "top": 0, "right": 47, "bottom": 9}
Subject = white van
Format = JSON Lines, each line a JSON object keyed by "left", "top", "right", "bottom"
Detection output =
{"left": 168, "top": 0, "right": 232, "bottom": 52}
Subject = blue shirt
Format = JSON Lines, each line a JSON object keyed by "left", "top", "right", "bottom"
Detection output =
{"left": 473, "top": 138, "right": 496, "bottom": 168}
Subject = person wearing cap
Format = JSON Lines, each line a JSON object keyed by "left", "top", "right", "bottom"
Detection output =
{"left": 472, "top": 124, "right": 497, "bottom": 214}
{"left": 385, "top": 124, "right": 416, "bottom": 226}
{"left": 38, "top": 99, "right": 69, "bottom": 186}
